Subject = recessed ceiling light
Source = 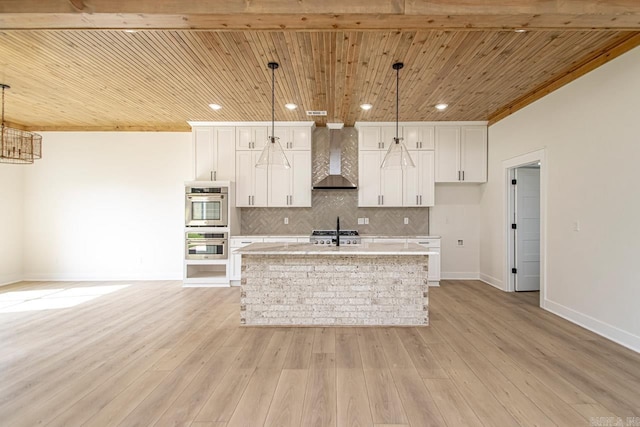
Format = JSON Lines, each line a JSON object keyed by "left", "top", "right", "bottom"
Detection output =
{"left": 209, "top": 103, "right": 222, "bottom": 110}
{"left": 124, "top": 29, "right": 138, "bottom": 33}
{"left": 514, "top": 29, "right": 528, "bottom": 33}
{"left": 285, "top": 103, "right": 297, "bottom": 110}
{"left": 435, "top": 103, "right": 448, "bottom": 111}
{"left": 360, "top": 103, "right": 373, "bottom": 110}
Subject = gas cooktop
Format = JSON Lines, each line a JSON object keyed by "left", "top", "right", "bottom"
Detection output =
{"left": 310, "top": 230, "right": 361, "bottom": 245}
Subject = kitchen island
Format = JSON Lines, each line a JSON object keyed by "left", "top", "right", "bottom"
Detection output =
{"left": 235, "top": 242, "right": 430, "bottom": 326}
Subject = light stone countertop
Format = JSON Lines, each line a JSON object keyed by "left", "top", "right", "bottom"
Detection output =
{"left": 234, "top": 242, "right": 435, "bottom": 256}
{"left": 231, "top": 235, "right": 441, "bottom": 239}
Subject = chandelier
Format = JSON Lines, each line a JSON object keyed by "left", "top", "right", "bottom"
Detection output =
{"left": 1, "top": 84, "right": 42, "bottom": 164}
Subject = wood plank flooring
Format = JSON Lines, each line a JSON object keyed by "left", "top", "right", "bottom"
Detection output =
{"left": 0, "top": 279, "right": 638, "bottom": 426}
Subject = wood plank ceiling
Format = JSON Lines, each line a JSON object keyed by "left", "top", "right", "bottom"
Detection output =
{"left": 0, "top": 30, "right": 639, "bottom": 130}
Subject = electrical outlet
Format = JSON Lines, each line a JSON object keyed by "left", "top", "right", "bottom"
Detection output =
{"left": 284, "top": 217, "right": 289, "bottom": 225}
{"left": 457, "top": 239, "right": 464, "bottom": 247}
{"left": 358, "top": 218, "right": 365, "bottom": 225}
{"left": 364, "top": 218, "right": 369, "bottom": 225}
{"left": 404, "top": 217, "right": 409, "bottom": 225}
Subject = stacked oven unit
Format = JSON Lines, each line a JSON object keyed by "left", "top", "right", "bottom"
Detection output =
{"left": 183, "top": 181, "right": 237, "bottom": 287}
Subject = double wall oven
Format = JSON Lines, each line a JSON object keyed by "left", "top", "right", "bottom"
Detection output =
{"left": 185, "top": 185, "right": 229, "bottom": 261}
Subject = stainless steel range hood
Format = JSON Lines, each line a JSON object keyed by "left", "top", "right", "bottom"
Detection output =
{"left": 313, "top": 124, "right": 357, "bottom": 190}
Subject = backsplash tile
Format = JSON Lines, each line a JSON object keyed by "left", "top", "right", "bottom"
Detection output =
{"left": 240, "top": 127, "right": 429, "bottom": 236}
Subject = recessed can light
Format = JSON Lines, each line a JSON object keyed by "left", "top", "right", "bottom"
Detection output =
{"left": 209, "top": 103, "right": 222, "bottom": 110}
{"left": 514, "top": 29, "right": 528, "bottom": 33}
{"left": 360, "top": 103, "right": 373, "bottom": 110}
{"left": 285, "top": 103, "right": 297, "bottom": 110}
{"left": 124, "top": 29, "right": 138, "bottom": 33}
{"left": 435, "top": 103, "right": 448, "bottom": 111}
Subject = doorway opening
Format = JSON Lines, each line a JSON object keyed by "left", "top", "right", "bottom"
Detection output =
{"left": 503, "top": 149, "right": 546, "bottom": 307}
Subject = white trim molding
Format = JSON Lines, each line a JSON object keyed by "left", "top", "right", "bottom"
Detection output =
{"left": 544, "top": 299, "right": 640, "bottom": 353}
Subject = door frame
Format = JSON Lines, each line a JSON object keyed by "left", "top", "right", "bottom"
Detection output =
{"left": 503, "top": 149, "right": 547, "bottom": 306}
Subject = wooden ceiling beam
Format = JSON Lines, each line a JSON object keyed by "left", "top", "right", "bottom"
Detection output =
{"left": 1, "top": 0, "right": 640, "bottom": 30}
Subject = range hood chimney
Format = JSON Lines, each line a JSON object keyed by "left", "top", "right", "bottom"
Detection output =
{"left": 313, "top": 123, "right": 357, "bottom": 190}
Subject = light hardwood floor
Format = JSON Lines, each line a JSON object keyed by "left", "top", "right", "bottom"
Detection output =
{"left": 0, "top": 279, "right": 638, "bottom": 426}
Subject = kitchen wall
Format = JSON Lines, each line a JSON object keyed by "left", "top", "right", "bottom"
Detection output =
{"left": 241, "top": 127, "right": 429, "bottom": 235}
{"left": 481, "top": 45, "right": 640, "bottom": 351}
{"left": 22, "top": 132, "right": 191, "bottom": 281}
{"left": 430, "top": 184, "right": 481, "bottom": 279}
{"left": 0, "top": 164, "right": 24, "bottom": 285}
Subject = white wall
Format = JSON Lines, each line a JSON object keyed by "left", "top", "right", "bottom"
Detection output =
{"left": 482, "top": 46, "right": 640, "bottom": 351}
{"left": 23, "top": 132, "right": 191, "bottom": 280}
{"left": 0, "top": 164, "right": 24, "bottom": 285}
{"left": 430, "top": 184, "right": 481, "bottom": 279}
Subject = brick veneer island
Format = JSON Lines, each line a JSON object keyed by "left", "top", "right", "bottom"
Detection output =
{"left": 235, "top": 242, "right": 431, "bottom": 326}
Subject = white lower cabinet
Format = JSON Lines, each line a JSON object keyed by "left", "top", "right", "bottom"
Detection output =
{"left": 407, "top": 238, "right": 441, "bottom": 286}
{"left": 229, "top": 237, "right": 265, "bottom": 282}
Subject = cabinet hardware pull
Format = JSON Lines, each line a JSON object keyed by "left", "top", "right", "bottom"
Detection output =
{"left": 420, "top": 195, "right": 423, "bottom": 205}
{"left": 462, "top": 171, "right": 465, "bottom": 181}
{"left": 381, "top": 195, "right": 384, "bottom": 205}
{"left": 416, "top": 195, "right": 419, "bottom": 205}
{"left": 458, "top": 170, "right": 461, "bottom": 181}
{"left": 214, "top": 171, "right": 217, "bottom": 181}
{"left": 210, "top": 171, "right": 213, "bottom": 181}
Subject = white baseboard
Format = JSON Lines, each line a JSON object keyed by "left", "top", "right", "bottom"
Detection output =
{"left": 478, "top": 273, "right": 505, "bottom": 291}
{"left": 22, "top": 272, "right": 182, "bottom": 281}
{"left": 441, "top": 272, "right": 481, "bottom": 280}
{"left": 0, "top": 273, "right": 22, "bottom": 287}
{"left": 544, "top": 299, "right": 640, "bottom": 354}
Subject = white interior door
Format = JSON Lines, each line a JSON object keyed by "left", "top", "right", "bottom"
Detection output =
{"left": 515, "top": 167, "right": 541, "bottom": 291}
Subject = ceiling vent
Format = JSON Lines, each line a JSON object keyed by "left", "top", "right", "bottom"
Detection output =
{"left": 306, "top": 110, "right": 327, "bottom": 116}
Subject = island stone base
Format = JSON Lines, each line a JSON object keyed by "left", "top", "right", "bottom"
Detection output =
{"left": 240, "top": 254, "right": 428, "bottom": 326}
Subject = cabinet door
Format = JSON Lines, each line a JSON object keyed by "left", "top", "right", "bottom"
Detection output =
{"left": 194, "top": 127, "right": 215, "bottom": 181}
{"left": 435, "top": 126, "right": 461, "bottom": 182}
{"left": 403, "top": 150, "right": 430, "bottom": 206}
{"left": 403, "top": 126, "right": 434, "bottom": 150}
{"left": 358, "top": 151, "right": 382, "bottom": 206}
{"left": 214, "top": 127, "right": 236, "bottom": 181}
{"left": 230, "top": 251, "right": 242, "bottom": 281}
{"left": 461, "top": 126, "right": 487, "bottom": 183}
{"left": 290, "top": 127, "right": 311, "bottom": 150}
{"left": 358, "top": 127, "right": 382, "bottom": 150}
{"left": 235, "top": 151, "right": 254, "bottom": 207}
{"left": 268, "top": 161, "right": 291, "bottom": 207}
{"left": 236, "top": 151, "right": 268, "bottom": 207}
{"left": 380, "top": 166, "right": 403, "bottom": 207}
{"left": 380, "top": 126, "right": 398, "bottom": 151}
{"left": 289, "top": 150, "right": 312, "bottom": 206}
{"left": 253, "top": 152, "right": 268, "bottom": 206}
{"left": 236, "top": 126, "right": 268, "bottom": 150}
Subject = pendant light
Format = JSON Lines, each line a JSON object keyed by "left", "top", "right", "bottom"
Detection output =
{"left": 381, "top": 62, "right": 415, "bottom": 169}
{"left": 1, "top": 84, "right": 42, "bottom": 164}
{"left": 256, "top": 62, "right": 291, "bottom": 169}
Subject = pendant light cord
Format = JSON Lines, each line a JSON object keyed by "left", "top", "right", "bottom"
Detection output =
{"left": 271, "top": 65, "right": 275, "bottom": 142}
{"left": 1, "top": 85, "right": 5, "bottom": 132}
{"left": 396, "top": 65, "right": 399, "bottom": 143}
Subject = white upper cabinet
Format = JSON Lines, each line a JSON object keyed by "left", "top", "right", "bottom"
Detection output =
{"left": 236, "top": 126, "right": 268, "bottom": 150}
{"left": 268, "top": 150, "right": 312, "bottom": 207}
{"left": 403, "top": 150, "right": 435, "bottom": 206}
{"left": 273, "top": 126, "right": 312, "bottom": 150}
{"left": 403, "top": 125, "right": 435, "bottom": 150}
{"left": 460, "top": 126, "right": 488, "bottom": 182}
{"left": 358, "top": 151, "right": 403, "bottom": 207}
{"left": 358, "top": 126, "right": 397, "bottom": 150}
{"left": 235, "top": 150, "right": 268, "bottom": 207}
{"left": 193, "top": 126, "right": 236, "bottom": 181}
{"left": 435, "top": 125, "right": 487, "bottom": 183}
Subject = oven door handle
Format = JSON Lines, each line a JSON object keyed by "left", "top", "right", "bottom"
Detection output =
{"left": 187, "top": 195, "right": 225, "bottom": 201}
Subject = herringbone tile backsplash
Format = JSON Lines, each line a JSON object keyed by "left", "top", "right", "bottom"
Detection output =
{"left": 240, "top": 127, "right": 429, "bottom": 236}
